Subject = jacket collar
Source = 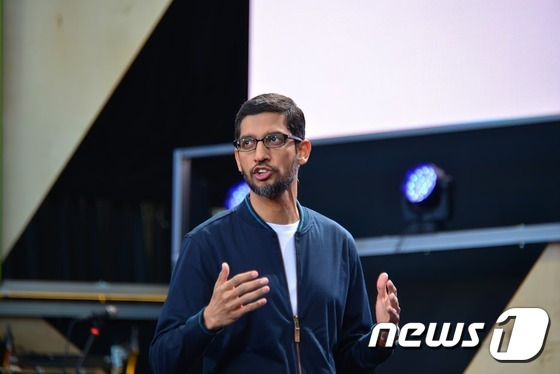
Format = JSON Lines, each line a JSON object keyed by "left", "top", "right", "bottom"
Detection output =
{"left": 237, "top": 194, "right": 308, "bottom": 232}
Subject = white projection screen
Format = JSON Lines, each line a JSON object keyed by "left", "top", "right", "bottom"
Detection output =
{"left": 249, "top": 0, "right": 560, "bottom": 140}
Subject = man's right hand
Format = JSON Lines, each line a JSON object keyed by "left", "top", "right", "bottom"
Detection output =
{"left": 203, "top": 262, "right": 270, "bottom": 331}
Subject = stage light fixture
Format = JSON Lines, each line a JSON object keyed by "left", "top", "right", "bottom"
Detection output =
{"left": 401, "top": 163, "right": 452, "bottom": 233}
{"left": 225, "top": 181, "right": 250, "bottom": 210}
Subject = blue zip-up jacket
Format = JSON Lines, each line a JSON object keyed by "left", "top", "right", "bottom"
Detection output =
{"left": 150, "top": 196, "right": 392, "bottom": 373}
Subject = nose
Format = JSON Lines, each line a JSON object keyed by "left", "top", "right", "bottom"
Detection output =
{"left": 253, "top": 140, "right": 271, "bottom": 162}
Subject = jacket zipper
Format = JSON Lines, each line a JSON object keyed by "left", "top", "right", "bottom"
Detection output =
{"left": 294, "top": 315, "right": 302, "bottom": 374}
{"left": 273, "top": 230, "right": 303, "bottom": 373}
{"left": 293, "top": 233, "right": 302, "bottom": 374}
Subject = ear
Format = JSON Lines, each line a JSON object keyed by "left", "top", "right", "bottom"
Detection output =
{"left": 234, "top": 150, "right": 243, "bottom": 173}
{"left": 296, "top": 139, "right": 312, "bottom": 166}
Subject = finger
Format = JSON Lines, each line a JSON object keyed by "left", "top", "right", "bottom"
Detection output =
{"left": 214, "top": 262, "right": 230, "bottom": 288}
{"left": 387, "top": 295, "right": 401, "bottom": 314}
{"left": 389, "top": 293, "right": 400, "bottom": 309}
{"left": 227, "top": 270, "right": 259, "bottom": 288}
{"left": 376, "top": 272, "right": 389, "bottom": 298}
{"left": 232, "top": 277, "right": 269, "bottom": 297}
{"left": 387, "top": 280, "right": 397, "bottom": 297}
{"left": 232, "top": 297, "right": 268, "bottom": 318}
{"left": 235, "top": 285, "right": 270, "bottom": 308}
{"left": 386, "top": 306, "right": 400, "bottom": 324}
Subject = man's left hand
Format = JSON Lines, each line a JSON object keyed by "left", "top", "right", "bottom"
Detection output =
{"left": 374, "top": 272, "right": 400, "bottom": 346}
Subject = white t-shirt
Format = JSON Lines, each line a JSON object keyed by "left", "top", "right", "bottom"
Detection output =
{"left": 267, "top": 221, "right": 299, "bottom": 316}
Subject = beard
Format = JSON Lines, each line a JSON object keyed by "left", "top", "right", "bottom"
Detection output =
{"left": 243, "top": 159, "right": 299, "bottom": 199}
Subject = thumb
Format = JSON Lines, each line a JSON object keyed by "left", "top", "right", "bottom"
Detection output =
{"left": 216, "top": 262, "right": 230, "bottom": 286}
{"left": 376, "top": 272, "right": 388, "bottom": 298}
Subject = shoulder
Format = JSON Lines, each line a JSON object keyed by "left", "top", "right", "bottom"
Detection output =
{"left": 182, "top": 207, "right": 243, "bottom": 249}
{"left": 189, "top": 208, "right": 236, "bottom": 236}
{"left": 177, "top": 208, "right": 237, "bottom": 264}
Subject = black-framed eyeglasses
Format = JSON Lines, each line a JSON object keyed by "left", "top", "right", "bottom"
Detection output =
{"left": 233, "top": 132, "right": 303, "bottom": 152}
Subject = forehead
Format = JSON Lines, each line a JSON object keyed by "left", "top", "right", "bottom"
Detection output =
{"left": 239, "top": 112, "right": 288, "bottom": 136}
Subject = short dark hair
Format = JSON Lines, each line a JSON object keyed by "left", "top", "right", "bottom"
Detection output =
{"left": 234, "top": 93, "right": 305, "bottom": 140}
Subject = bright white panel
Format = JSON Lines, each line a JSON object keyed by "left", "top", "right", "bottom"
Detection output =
{"left": 249, "top": 0, "right": 560, "bottom": 139}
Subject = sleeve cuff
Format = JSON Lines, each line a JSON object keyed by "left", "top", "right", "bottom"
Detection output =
{"left": 197, "top": 307, "right": 223, "bottom": 336}
{"left": 371, "top": 323, "right": 400, "bottom": 349}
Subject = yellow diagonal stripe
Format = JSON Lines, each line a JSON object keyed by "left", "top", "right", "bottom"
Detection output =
{"left": 2, "top": 0, "right": 172, "bottom": 260}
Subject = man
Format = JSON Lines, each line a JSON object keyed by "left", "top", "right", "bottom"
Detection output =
{"left": 150, "top": 93, "right": 400, "bottom": 373}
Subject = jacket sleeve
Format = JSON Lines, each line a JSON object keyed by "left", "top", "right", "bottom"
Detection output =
{"left": 335, "top": 237, "right": 393, "bottom": 373}
{"left": 149, "top": 234, "right": 219, "bottom": 373}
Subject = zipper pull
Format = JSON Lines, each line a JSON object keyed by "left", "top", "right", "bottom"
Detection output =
{"left": 294, "top": 315, "right": 301, "bottom": 343}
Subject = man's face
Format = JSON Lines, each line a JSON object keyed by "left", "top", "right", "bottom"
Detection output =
{"left": 234, "top": 112, "right": 306, "bottom": 199}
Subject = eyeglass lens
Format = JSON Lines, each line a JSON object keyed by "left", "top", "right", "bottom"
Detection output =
{"left": 238, "top": 133, "right": 288, "bottom": 151}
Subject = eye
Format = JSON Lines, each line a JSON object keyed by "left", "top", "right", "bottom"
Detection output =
{"left": 240, "top": 137, "right": 256, "bottom": 149}
{"left": 266, "top": 133, "right": 284, "bottom": 146}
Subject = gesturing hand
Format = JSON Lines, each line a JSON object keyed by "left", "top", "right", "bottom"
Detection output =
{"left": 203, "top": 262, "right": 270, "bottom": 331}
{"left": 375, "top": 272, "right": 400, "bottom": 346}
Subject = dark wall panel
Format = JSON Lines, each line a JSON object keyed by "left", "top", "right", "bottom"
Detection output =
{"left": 299, "top": 120, "right": 560, "bottom": 238}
